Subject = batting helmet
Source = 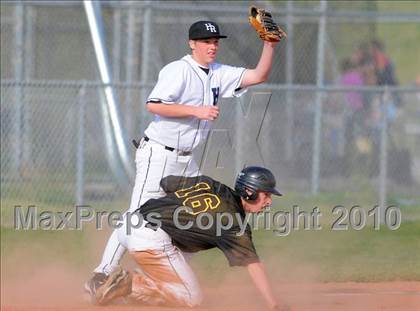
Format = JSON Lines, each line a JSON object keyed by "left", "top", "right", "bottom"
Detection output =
{"left": 234, "top": 166, "right": 282, "bottom": 201}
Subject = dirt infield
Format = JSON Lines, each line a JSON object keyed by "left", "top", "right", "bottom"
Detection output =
{"left": 2, "top": 235, "right": 420, "bottom": 311}
{"left": 1, "top": 268, "right": 420, "bottom": 311}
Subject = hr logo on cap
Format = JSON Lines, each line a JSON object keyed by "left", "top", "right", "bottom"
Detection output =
{"left": 189, "top": 21, "right": 227, "bottom": 40}
{"left": 205, "top": 23, "right": 217, "bottom": 33}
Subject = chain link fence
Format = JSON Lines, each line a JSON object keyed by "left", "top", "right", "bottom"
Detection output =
{"left": 1, "top": 1, "right": 420, "bottom": 215}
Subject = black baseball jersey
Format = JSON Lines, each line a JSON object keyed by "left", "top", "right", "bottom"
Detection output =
{"left": 139, "top": 175, "right": 259, "bottom": 267}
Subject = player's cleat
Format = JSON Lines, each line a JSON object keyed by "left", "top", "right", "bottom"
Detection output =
{"left": 84, "top": 272, "right": 108, "bottom": 303}
{"left": 95, "top": 267, "right": 132, "bottom": 305}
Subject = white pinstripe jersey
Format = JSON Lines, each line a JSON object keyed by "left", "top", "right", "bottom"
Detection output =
{"left": 144, "top": 55, "right": 247, "bottom": 151}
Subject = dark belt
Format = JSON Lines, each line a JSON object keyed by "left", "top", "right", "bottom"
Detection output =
{"left": 144, "top": 136, "right": 175, "bottom": 152}
{"left": 133, "top": 137, "right": 191, "bottom": 156}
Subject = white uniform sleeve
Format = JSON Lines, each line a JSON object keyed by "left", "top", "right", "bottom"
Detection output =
{"left": 147, "top": 61, "right": 186, "bottom": 104}
{"left": 218, "top": 64, "right": 248, "bottom": 98}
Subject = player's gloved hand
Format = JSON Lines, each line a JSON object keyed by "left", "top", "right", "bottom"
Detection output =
{"left": 248, "top": 5, "right": 286, "bottom": 43}
{"left": 193, "top": 106, "right": 220, "bottom": 121}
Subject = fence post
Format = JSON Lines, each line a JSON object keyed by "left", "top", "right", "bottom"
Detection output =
{"left": 379, "top": 88, "right": 390, "bottom": 224}
{"left": 83, "top": 0, "right": 134, "bottom": 186}
{"left": 140, "top": 1, "right": 152, "bottom": 134}
{"left": 125, "top": 3, "right": 136, "bottom": 137}
{"left": 22, "top": 4, "right": 34, "bottom": 174}
{"left": 13, "top": 1, "right": 24, "bottom": 177}
{"left": 311, "top": 0, "right": 327, "bottom": 194}
{"left": 76, "top": 84, "right": 86, "bottom": 205}
{"left": 112, "top": 4, "right": 122, "bottom": 82}
{"left": 285, "top": 0, "right": 294, "bottom": 161}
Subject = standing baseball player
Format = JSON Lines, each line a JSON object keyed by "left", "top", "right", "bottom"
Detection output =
{"left": 85, "top": 6, "right": 286, "bottom": 299}
{"left": 94, "top": 166, "right": 291, "bottom": 311}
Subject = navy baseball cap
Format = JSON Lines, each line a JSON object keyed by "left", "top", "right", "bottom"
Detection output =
{"left": 189, "top": 21, "right": 227, "bottom": 40}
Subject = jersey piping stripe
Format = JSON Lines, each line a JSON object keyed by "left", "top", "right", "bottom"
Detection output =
{"left": 181, "top": 59, "right": 205, "bottom": 151}
{"left": 109, "top": 243, "right": 124, "bottom": 271}
{"left": 234, "top": 68, "right": 247, "bottom": 94}
{"left": 136, "top": 147, "right": 153, "bottom": 210}
{"left": 147, "top": 97, "right": 175, "bottom": 104}
{"left": 101, "top": 242, "right": 123, "bottom": 273}
{"left": 164, "top": 245, "right": 193, "bottom": 303}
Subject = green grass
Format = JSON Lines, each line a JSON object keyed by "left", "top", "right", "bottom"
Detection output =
{"left": 192, "top": 189, "right": 420, "bottom": 283}
{"left": 1, "top": 191, "right": 130, "bottom": 227}
{"left": 3, "top": 224, "right": 419, "bottom": 282}
{"left": 189, "top": 187, "right": 419, "bottom": 281}
{"left": 190, "top": 220, "right": 420, "bottom": 284}
{"left": 258, "top": 220, "right": 420, "bottom": 281}
{"left": 376, "top": 3, "right": 420, "bottom": 85}
{"left": 325, "top": 1, "right": 420, "bottom": 84}
{"left": 1, "top": 187, "right": 419, "bottom": 283}
{"left": 0, "top": 226, "right": 91, "bottom": 279}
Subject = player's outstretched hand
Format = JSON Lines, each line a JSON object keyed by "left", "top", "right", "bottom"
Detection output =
{"left": 272, "top": 304, "right": 296, "bottom": 311}
{"left": 194, "top": 106, "right": 220, "bottom": 121}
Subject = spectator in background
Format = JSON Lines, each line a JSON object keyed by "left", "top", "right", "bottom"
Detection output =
{"left": 351, "top": 43, "right": 377, "bottom": 112}
{"left": 360, "top": 39, "right": 401, "bottom": 176}
{"left": 350, "top": 42, "right": 368, "bottom": 69}
{"left": 339, "top": 57, "right": 366, "bottom": 149}
{"left": 369, "top": 39, "right": 401, "bottom": 107}
{"left": 340, "top": 57, "right": 365, "bottom": 112}
{"left": 370, "top": 39, "right": 398, "bottom": 86}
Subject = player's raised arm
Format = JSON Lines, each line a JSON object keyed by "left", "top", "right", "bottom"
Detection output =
{"left": 241, "top": 41, "right": 278, "bottom": 88}
{"left": 146, "top": 102, "right": 219, "bottom": 121}
{"left": 240, "top": 6, "right": 286, "bottom": 89}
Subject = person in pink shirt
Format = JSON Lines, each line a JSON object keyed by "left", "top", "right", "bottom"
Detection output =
{"left": 339, "top": 58, "right": 365, "bottom": 112}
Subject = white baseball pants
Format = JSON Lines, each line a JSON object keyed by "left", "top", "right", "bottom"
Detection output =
{"left": 94, "top": 138, "right": 200, "bottom": 275}
{"left": 117, "top": 217, "right": 203, "bottom": 307}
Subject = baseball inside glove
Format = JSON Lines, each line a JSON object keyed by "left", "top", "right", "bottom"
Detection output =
{"left": 248, "top": 6, "right": 287, "bottom": 42}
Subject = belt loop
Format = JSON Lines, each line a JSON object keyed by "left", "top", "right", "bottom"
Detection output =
{"left": 133, "top": 137, "right": 148, "bottom": 149}
{"left": 132, "top": 139, "right": 140, "bottom": 149}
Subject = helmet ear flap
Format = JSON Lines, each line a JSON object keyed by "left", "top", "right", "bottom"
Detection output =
{"left": 246, "top": 189, "right": 258, "bottom": 201}
{"left": 237, "top": 186, "right": 258, "bottom": 201}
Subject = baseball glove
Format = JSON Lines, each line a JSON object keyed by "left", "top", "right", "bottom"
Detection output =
{"left": 248, "top": 6, "right": 286, "bottom": 42}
